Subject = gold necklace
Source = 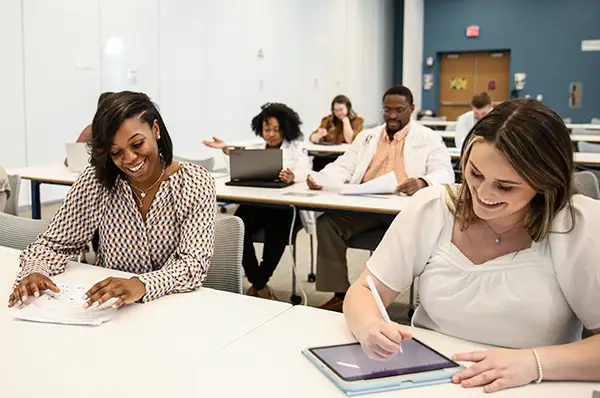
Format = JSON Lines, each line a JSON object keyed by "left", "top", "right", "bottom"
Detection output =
{"left": 129, "top": 168, "right": 165, "bottom": 208}
{"left": 481, "top": 220, "right": 521, "bottom": 245}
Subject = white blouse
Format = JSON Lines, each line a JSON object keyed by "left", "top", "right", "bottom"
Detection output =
{"left": 367, "top": 184, "right": 600, "bottom": 349}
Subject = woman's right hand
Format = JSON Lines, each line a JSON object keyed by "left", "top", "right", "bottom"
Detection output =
{"left": 311, "top": 128, "right": 328, "bottom": 143}
{"left": 202, "top": 136, "right": 230, "bottom": 155}
{"left": 8, "top": 273, "right": 60, "bottom": 307}
{"left": 359, "top": 319, "right": 413, "bottom": 361}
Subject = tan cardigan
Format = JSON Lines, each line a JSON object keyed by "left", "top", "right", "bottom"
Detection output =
{"left": 311, "top": 115, "right": 364, "bottom": 143}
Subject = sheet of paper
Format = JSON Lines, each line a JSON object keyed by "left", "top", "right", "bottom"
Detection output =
{"left": 309, "top": 172, "right": 344, "bottom": 191}
{"left": 339, "top": 172, "right": 398, "bottom": 195}
{"left": 13, "top": 284, "right": 117, "bottom": 326}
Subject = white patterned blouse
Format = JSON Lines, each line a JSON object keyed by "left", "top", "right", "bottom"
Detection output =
{"left": 15, "top": 162, "right": 216, "bottom": 302}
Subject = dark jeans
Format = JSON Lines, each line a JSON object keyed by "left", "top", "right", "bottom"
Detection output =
{"left": 235, "top": 205, "right": 298, "bottom": 290}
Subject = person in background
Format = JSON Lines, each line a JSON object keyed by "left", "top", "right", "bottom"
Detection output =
{"left": 307, "top": 85, "right": 454, "bottom": 312}
{"left": 9, "top": 91, "right": 216, "bottom": 309}
{"left": 344, "top": 99, "right": 600, "bottom": 393}
{"left": 64, "top": 92, "right": 114, "bottom": 167}
{"left": 64, "top": 92, "right": 114, "bottom": 259}
{"left": 203, "top": 103, "right": 312, "bottom": 300}
{"left": 310, "top": 95, "right": 364, "bottom": 144}
{"left": 0, "top": 167, "right": 10, "bottom": 213}
{"left": 454, "top": 92, "right": 492, "bottom": 150}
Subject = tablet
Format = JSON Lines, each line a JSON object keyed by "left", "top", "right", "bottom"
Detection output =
{"left": 302, "top": 339, "right": 463, "bottom": 396}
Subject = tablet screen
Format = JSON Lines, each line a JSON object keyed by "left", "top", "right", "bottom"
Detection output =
{"left": 309, "top": 339, "right": 459, "bottom": 382}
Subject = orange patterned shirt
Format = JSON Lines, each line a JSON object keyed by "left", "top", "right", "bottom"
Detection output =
{"left": 362, "top": 123, "right": 411, "bottom": 183}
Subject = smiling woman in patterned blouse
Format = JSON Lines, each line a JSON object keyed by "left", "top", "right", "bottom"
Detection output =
{"left": 8, "top": 91, "right": 216, "bottom": 309}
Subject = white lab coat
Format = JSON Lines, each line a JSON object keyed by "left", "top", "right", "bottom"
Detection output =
{"left": 454, "top": 110, "right": 476, "bottom": 150}
{"left": 319, "top": 123, "right": 455, "bottom": 186}
{"left": 224, "top": 139, "right": 316, "bottom": 234}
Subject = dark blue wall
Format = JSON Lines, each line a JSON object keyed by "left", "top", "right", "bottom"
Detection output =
{"left": 394, "top": 0, "right": 404, "bottom": 84}
{"left": 420, "top": 0, "right": 600, "bottom": 122}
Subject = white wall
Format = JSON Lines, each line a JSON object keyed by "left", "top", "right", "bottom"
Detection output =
{"left": 2, "top": 0, "right": 395, "bottom": 206}
{"left": 0, "top": 0, "right": 27, "bottom": 169}
{"left": 402, "top": 0, "right": 424, "bottom": 112}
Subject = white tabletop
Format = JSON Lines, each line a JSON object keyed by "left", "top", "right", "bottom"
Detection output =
{"left": 9, "top": 163, "right": 81, "bottom": 185}
{"left": 214, "top": 176, "right": 410, "bottom": 215}
{"left": 0, "top": 246, "right": 291, "bottom": 398}
{"left": 304, "top": 142, "right": 352, "bottom": 154}
{"left": 421, "top": 120, "right": 600, "bottom": 131}
{"left": 203, "top": 305, "right": 600, "bottom": 397}
{"left": 437, "top": 130, "right": 600, "bottom": 143}
{"left": 8, "top": 163, "right": 409, "bottom": 215}
{"left": 448, "top": 148, "right": 600, "bottom": 165}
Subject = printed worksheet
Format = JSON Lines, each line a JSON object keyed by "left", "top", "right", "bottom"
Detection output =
{"left": 13, "top": 284, "right": 117, "bottom": 326}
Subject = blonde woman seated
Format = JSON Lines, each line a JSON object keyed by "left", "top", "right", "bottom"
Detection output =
{"left": 344, "top": 99, "right": 600, "bottom": 393}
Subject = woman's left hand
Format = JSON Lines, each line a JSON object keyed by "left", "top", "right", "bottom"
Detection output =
{"left": 83, "top": 277, "right": 146, "bottom": 309}
{"left": 452, "top": 348, "right": 539, "bottom": 393}
{"left": 279, "top": 168, "right": 295, "bottom": 183}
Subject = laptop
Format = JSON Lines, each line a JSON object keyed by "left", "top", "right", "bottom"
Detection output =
{"left": 225, "top": 148, "right": 292, "bottom": 188}
{"left": 65, "top": 142, "right": 90, "bottom": 173}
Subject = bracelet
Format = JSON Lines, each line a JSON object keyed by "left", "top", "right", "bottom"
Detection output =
{"left": 531, "top": 349, "right": 543, "bottom": 384}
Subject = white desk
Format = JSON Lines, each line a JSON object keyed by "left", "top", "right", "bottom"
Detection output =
{"left": 203, "top": 305, "right": 600, "bottom": 397}
{"left": 215, "top": 177, "right": 409, "bottom": 215}
{"left": 437, "top": 130, "right": 600, "bottom": 143}
{"left": 304, "top": 142, "right": 351, "bottom": 154}
{"left": 448, "top": 148, "right": 600, "bottom": 165}
{"left": 10, "top": 163, "right": 410, "bottom": 218}
{"left": 421, "top": 120, "right": 600, "bottom": 131}
{"left": 0, "top": 246, "right": 291, "bottom": 398}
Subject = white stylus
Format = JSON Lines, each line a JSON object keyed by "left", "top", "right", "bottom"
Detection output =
{"left": 366, "top": 275, "right": 402, "bottom": 353}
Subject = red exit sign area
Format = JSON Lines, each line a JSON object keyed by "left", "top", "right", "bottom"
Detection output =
{"left": 466, "top": 25, "right": 480, "bottom": 37}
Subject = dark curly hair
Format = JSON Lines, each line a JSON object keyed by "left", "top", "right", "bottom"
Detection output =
{"left": 251, "top": 103, "right": 303, "bottom": 142}
{"left": 90, "top": 91, "right": 173, "bottom": 190}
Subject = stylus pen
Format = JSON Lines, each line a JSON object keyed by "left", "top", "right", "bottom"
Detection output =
{"left": 366, "top": 275, "right": 403, "bottom": 353}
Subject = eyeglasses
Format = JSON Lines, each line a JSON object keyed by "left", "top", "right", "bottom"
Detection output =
{"left": 381, "top": 108, "right": 408, "bottom": 116}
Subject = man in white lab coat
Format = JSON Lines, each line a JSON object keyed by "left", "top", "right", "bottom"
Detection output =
{"left": 454, "top": 92, "right": 493, "bottom": 150}
{"left": 306, "top": 85, "right": 455, "bottom": 312}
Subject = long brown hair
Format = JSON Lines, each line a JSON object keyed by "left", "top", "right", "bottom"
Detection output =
{"left": 447, "top": 99, "right": 575, "bottom": 241}
{"left": 331, "top": 95, "right": 358, "bottom": 124}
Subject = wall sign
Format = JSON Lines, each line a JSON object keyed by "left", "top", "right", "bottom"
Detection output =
{"left": 569, "top": 82, "right": 583, "bottom": 109}
{"left": 449, "top": 77, "right": 467, "bottom": 90}
{"left": 424, "top": 74, "right": 434, "bottom": 90}
{"left": 466, "top": 25, "right": 480, "bottom": 37}
{"left": 487, "top": 79, "right": 496, "bottom": 91}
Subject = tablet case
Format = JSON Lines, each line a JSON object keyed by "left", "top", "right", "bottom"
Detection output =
{"left": 302, "top": 347, "right": 464, "bottom": 396}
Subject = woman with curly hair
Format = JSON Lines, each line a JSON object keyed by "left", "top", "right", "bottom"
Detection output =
{"left": 9, "top": 91, "right": 216, "bottom": 309}
{"left": 204, "top": 103, "right": 312, "bottom": 300}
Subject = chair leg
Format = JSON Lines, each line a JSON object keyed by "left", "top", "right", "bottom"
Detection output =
{"left": 290, "top": 243, "right": 301, "bottom": 305}
{"left": 307, "top": 234, "right": 316, "bottom": 282}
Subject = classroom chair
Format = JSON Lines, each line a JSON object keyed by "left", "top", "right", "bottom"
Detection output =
{"left": 174, "top": 156, "right": 215, "bottom": 172}
{"left": 347, "top": 228, "right": 418, "bottom": 319}
{"left": 574, "top": 171, "right": 600, "bottom": 199}
{"left": 0, "top": 213, "right": 49, "bottom": 251}
{"left": 4, "top": 174, "right": 21, "bottom": 216}
{"left": 203, "top": 215, "right": 244, "bottom": 294}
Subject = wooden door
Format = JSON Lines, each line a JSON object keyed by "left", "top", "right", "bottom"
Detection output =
{"left": 474, "top": 51, "right": 510, "bottom": 105}
{"left": 440, "top": 53, "right": 475, "bottom": 121}
{"left": 439, "top": 51, "right": 510, "bottom": 120}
